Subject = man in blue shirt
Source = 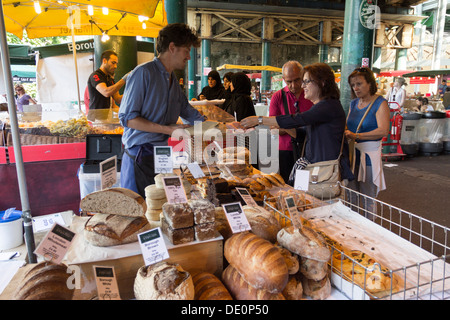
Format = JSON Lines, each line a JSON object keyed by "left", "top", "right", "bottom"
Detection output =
{"left": 119, "top": 23, "right": 205, "bottom": 196}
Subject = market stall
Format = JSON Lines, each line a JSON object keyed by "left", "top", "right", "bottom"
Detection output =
{"left": 1, "top": 126, "right": 449, "bottom": 301}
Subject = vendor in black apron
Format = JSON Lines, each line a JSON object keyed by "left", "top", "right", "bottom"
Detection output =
{"left": 86, "top": 50, "right": 129, "bottom": 121}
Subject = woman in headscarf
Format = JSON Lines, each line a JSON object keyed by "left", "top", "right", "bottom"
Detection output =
{"left": 197, "top": 70, "right": 225, "bottom": 101}
{"left": 229, "top": 72, "right": 256, "bottom": 121}
{"left": 220, "top": 72, "right": 234, "bottom": 111}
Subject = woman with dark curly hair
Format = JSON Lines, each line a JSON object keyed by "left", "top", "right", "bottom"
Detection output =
{"left": 240, "top": 62, "right": 353, "bottom": 187}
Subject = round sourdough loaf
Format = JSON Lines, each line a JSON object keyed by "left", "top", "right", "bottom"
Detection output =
{"left": 277, "top": 226, "right": 331, "bottom": 262}
{"left": 299, "top": 256, "right": 329, "bottom": 281}
{"left": 134, "top": 262, "right": 194, "bottom": 300}
{"left": 242, "top": 205, "right": 281, "bottom": 243}
{"left": 13, "top": 261, "right": 74, "bottom": 300}
{"left": 276, "top": 245, "right": 299, "bottom": 275}
{"left": 282, "top": 275, "right": 303, "bottom": 300}
{"left": 80, "top": 187, "right": 146, "bottom": 217}
{"left": 301, "top": 275, "right": 331, "bottom": 300}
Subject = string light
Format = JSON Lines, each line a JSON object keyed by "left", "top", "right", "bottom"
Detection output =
{"left": 142, "top": 22, "right": 147, "bottom": 30}
{"left": 101, "top": 32, "right": 110, "bottom": 42}
{"left": 102, "top": 7, "right": 108, "bottom": 15}
{"left": 87, "top": 5, "right": 94, "bottom": 16}
{"left": 34, "top": 1, "right": 42, "bottom": 14}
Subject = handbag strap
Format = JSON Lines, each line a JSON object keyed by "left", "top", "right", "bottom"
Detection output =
{"left": 281, "top": 90, "right": 290, "bottom": 115}
{"left": 355, "top": 96, "right": 378, "bottom": 134}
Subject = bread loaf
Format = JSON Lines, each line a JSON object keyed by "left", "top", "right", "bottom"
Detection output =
{"left": 276, "top": 245, "right": 299, "bottom": 275}
{"left": 301, "top": 275, "right": 331, "bottom": 300}
{"left": 84, "top": 213, "right": 150, "bottom": 247}
{"left": 299, "top": 256, "right": 328, "bottom": 281}
{"left": 277, "top": 226, "right": 331, "bottom": 262}
{"left": 189, "top": 199, "right": 215, "bottom": 224}
{"left": 224, "top": 232, "right": 289, "bottom": 293}
{"left": 243, "top": 205, "right": 281, "bottom": 243}
{"left": 134, "top": 262, "right": 194, "bottom": 300}
{"left": 13, "top": 262, "right": 74, "bottom": 300}
{"left": 192, "top": 272, "right": 233, "bottom": 300}
{"left": 161, "top": 217, "right": 194, "bottom": 245}
{"left": 80, "top": 187, "right": 146, "bottom": 217}
{"left": 282, "top": 275, "right": 303, "bottom": 300}
{"left": 215, "top": 207, "right": 233, "bottom": 241}
{"left": 221, "top": 265, "right": 285, "bottom": 300}
{"left": 162, "top": 202, "right": 194, "bottom": 229}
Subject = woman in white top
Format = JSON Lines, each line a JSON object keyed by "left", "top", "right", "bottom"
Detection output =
{"left": 385, "top": 77, "right": 406, "bottom": 112}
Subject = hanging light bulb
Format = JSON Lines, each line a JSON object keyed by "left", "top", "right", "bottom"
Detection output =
{"left": 101, "top": 32, "right": 110, "bottom": 42}
{"left": 87, "top": 5, "right": 94, "bottom": 16}
{"left": 142, "top": 22, "right": 147, "bottom": 30}
{"left": 34, "top": 1, "right": 42, "bottom": 14}
{"left": 57, "top": 1, "right": 63, "bottom": 4}
{"left": 138, "top": 16, "right": 149, "bottom": 22}
{"left": 102, "top": 7, "right": 108, "bottom": 15}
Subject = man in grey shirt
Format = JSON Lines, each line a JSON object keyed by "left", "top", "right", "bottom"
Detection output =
{"left": 119, "top": 23, "right": 205, "bottom": 196}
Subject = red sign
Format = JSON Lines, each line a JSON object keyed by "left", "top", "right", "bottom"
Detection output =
{"left": 409, "top": 77, "right": 436, "bottom": 84}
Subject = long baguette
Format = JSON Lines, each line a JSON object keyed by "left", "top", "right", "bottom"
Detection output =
{"left": 224, "top": 232, "right": 289, "bottom": 293}
{"left": 221, "top": 265, "right": 285, "bottom": 300}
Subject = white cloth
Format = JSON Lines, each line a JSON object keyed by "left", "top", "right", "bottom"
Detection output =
{"left": 355, "top": 140, "right": 386, "bottom": 195}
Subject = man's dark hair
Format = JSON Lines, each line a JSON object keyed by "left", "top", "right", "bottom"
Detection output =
{"left": 101, "top": 50, "right": 118, "bottom": 62}
{"left": 156, "top": 23, "right": 200, "bottom": 54}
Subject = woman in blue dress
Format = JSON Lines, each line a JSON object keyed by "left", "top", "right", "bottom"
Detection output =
{"left": 345, "top": 67, "right": 390, "bottom": 219}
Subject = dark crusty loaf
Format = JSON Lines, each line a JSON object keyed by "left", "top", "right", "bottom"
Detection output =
{"left": 162, "top": 202, "right": 194, "bottom": 229}
{"left": 224, "top": 232, "right": 289, "bottom": 293}
{"left": 277, "top": 226, "right": 331, "bottom": 262}
{"left": 282, "top": 275, "right": 303, "bottom": 300}
{"left": 80, "top": 187, "right": 147, "bottom": 217}
{"left": 13, "top": 262, "right": 74, "bottom": 300}
{"left": 301, "top": 275, "right": 331, "bottom": 300}
{"left": 192, "top": 272, "right": 233, "bottom": 300}
{"left": 276, "top": 245, "right": 299, "bottom": 275}
{"left": 134, "top": 261, "right": 194, "bottom": 300}
{"left": 221, "top": 265, "right": 285, "bottom": 300}
{"left": 84, "top": 213, "right": 150, "bottom": 247}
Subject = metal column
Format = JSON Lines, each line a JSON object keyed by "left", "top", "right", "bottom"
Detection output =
{"left": 340, "top": 0, "right": 376, "bottom": 114}
{"left": 200, "top": 14, "right": 212, "bottom": 90}
{"left": 261, "top": 17, "right": 274, "bottom": 93}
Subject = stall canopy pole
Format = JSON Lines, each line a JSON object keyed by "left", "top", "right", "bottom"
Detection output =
{"left": 0, "top": 0, "right": 37, "bottom": 263}
{"left": 68, "top": 6, "right": 82, "bottom": 113}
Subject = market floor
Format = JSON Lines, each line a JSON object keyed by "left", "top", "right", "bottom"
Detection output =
{"left": 377, "top": 153, "right": 450, "bottom": 229}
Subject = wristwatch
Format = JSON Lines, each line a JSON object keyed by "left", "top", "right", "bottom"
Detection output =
{"left": 258, "top": 116, "right": 263, "bottom": 125}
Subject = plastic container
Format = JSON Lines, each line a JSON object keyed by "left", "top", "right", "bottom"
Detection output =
{"left": 417, "top": 111, "right": 446, "bottom": 156}
{"left": 78, "top": 165, "right": 121, "bottom": 199}
{"left": 0, "top": 209, "right": 23, "bottom": 250}
{"left": 400, "top": 112, "right": 422, "bottom": 156}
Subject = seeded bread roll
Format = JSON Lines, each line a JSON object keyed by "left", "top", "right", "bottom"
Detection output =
{"left": 299, "top": 256, "right": 329, "bottom": 281}
{"left": 84, "top": 213, "right": 150, "bottom": 247}
{"left": 224, "top": 232, "right": 289, "bottom": 293}
{"left": 221, "top": 265, "right": 285, "bottom": 300}
{"left": 134, "top": 262, "right": 194, "bottom": 300}
{"left": 80, "top": 187, "right": 146, "bottom": 217}
{"left": 277, "top": 226, "right": 331, "bottom": 262}
{"left": 192, "top": 272, "right": 233, "bottom": 300}
{"left": 13, "top": 262, "right": 74, "bottom": 300}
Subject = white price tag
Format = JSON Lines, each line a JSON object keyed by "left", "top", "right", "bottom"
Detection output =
{"left": 294, "top": 169, "right": 310, "bottom": 191}
{"left": 222, "top": 202, "right": 251, "bottom": 234}
{"left": 100, "top": 155, "right": 117, "bottom": 190}
{"left": 138, "top": 227, "right": 169, "bottom": 266}
{"left": 236, "top": 187, "right": 258, "bottom": 207}
{"left": 186, "top": 162, "right": 205, "bottom": 178}
{"left": 284, "top": 196, "right": 302, "bottom": 229}
{"left": 154, "top": 146, "right": 173, "bottom": 173}
{"left": 93, "top": 266, "right": 121, "bottom": 300}
{"left": 34, "top": 223, "right": 76, "bottom": 264}
{"left": 32, "top": 213, "right": 65, "bottom": 233}
{"left": 163, "top": 176, "right": 188, "bottom": 204}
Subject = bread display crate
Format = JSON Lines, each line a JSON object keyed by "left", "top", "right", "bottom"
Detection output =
{"left": 263, "top": 184, "right": 450, "bottom": 300}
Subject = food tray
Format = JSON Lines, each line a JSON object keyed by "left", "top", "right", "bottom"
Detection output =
{"left": 263, "top": 184, "right": 450, "bottom": 300}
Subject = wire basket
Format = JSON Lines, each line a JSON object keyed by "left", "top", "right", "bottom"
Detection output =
{"left": 263, "top": 183, "right": 450, "bottom": 300}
